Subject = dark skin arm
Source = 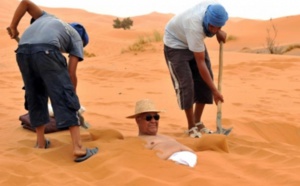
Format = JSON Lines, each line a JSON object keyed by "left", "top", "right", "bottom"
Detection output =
{"left": 8, "top": 0, "right": 43, "bottom": 39}
{"left": 193, "top": 29, "right": 227, "bottom": 105}
{"left": 68, "top": 55, "right": 79, "bottom": 91}
{"left": 193, "top": 51, "right": 223, "bottom": 104}
{"left": 8, "top": 0, "right": 80, "bottom": 91}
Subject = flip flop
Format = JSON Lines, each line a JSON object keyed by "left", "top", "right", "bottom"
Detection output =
{"left": 45, "top": 139, "right": 51, "bottom": 149}
{"left": 35, "top": 139, "right": 51, "bottom": 149}
{"left": 74, "top": 147, "right": 98, "bottom": 163}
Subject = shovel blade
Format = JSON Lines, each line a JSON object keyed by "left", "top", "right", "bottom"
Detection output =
{"left": 216, "top": 127, "right": 233, "bottom": 136}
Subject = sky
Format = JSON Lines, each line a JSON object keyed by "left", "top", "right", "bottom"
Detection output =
{"left": 31, "top": 0, "right": 300, "bottom": 20}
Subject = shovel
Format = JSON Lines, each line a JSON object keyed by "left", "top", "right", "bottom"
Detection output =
{"left": 215, "top": 42, "right": 233, "bottom": 135}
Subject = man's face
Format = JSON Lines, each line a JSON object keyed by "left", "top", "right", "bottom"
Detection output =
{"left": 208, "top": 24, "right": 221, "bottom": 35}
{"left": 136, "top": 112, "right": 160, "bottom": 135}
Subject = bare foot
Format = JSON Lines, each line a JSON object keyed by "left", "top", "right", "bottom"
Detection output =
{"left": 74, "top": 147, "right": 98, "bottom": 162}
{"left": 74, "top": 148, "right": 87, "bottom": 156}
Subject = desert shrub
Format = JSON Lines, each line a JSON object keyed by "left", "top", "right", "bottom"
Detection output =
{"left": 282, "top": 44, "right": 300, "bottom": 53}
{"left": 113, "top": 18, "right": 121, "bottom": 28}
{"left": 127, "top": 36, "right": 148, "bottom": 52}
{"left": 152, "top": 30, "right": 163, "bottom": 42}
{"left": 226, "top": 35, "right": 237, "bottom": 42}
{"left": 265, "top": 19, "right": 282, "bottom": 54}
{"left": 84, "top": 50, "right": 96, "bottom": 57}
{"left": 122, "top": 31, "right": 163, "bottom": 53}
{"left": 113, "top": 17, "right": 133, "bottom": 30}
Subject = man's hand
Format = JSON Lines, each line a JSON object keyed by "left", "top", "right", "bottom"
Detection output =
{"left": 212, "top": 89, "right": 224, "bottom": 105}
{"left": 216, "top": 30, "right": 227, "bottom": 44}
{"left": 8, "top": 0, "right": 43, "bottom": 42}
{"left": 6, "top": 27, "right": 20, "bottom": 42}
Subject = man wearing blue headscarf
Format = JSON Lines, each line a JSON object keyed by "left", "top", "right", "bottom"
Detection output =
{"left": 7, "top": 0, "right": 98, "bottom": 162}
{"left": 163, "top": 0, "right": 228, "bottom": 138}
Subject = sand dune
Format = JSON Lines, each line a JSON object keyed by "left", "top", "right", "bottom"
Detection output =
{"left": 1, "top": 1, "right": 300, "bottom": 185}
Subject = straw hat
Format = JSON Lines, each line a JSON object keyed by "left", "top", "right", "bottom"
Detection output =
{"left": 126, "top": 99, "right": 163, "bottom": 118}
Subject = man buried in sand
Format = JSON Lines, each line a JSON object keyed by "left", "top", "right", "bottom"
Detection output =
{"left": 127, "top": 99, "right": 197, "bottom": 167}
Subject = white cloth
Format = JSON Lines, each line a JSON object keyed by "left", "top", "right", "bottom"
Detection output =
{"left": 168, "top": 151, "right": 197, "bottom": 167}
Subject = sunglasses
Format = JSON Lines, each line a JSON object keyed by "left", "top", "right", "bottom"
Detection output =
{"left": 145, "top": 114, "right": 160, "bottom": 121}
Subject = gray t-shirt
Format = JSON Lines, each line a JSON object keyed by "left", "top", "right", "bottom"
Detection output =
{"left": 163, "top": 0, "right": 218, "bottom": 52}
{"left": 20, "top": 12, "right": 84, "bottom": 61}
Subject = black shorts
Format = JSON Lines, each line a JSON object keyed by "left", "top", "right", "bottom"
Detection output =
{"left": 16, "top": 44, "right": 81, "bottom": 129}
{"left": 164, "top": 45, "right": 213, "bottom": 110}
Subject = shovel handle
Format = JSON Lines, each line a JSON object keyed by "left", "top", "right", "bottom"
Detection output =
{"left": 216, "top": 42, "right": 224, "bottom": 133}
{"left": 218, "top": 41, "right": 223, "bottom": 93}
{"left": 217, "top": 41, "right": 223, "bottom": 113}
{"left": 216, "top": 42, "right": 233, "bottom": 135}
{"left": 217, "top": 42, "right": 223, "bottom": 111}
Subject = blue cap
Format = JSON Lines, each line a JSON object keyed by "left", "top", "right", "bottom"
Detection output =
{"left": 206, "top": 4, "right": 228, "bottom": 27}
{"left": 69, "top": 22, "right": 89, "bottom": 47}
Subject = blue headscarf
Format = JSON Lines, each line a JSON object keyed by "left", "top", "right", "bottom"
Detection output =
{"left": 203, "top": 4, "right": 228, "bottom": 37}
{"left": 69, "top": 22, "right": 89, "bottom": 47}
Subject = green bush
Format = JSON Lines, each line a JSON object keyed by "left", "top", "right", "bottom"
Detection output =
{"left": 113, "top": 17, "right": 133, "bottom": 30}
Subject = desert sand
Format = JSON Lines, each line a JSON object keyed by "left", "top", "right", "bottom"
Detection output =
{"left": 1, "top": 1, "right": 300, "bottom": 185}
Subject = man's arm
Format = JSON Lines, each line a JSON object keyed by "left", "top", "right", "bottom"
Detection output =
{"left": 8, "top": 0, "right": 43, "bottom": 39}
{"left": 193, "top": 51, "right": 224, "bottom": 104}
{"left": 68, "top": 55, "right": 79, "bottom": 92}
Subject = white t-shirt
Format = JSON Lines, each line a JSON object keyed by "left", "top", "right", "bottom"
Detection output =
{"left": 163, "top": 0, "right": 218, "bottom": 52}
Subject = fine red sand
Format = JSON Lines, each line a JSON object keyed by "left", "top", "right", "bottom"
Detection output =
{"left": 1, "top": 1, "right": 300, "bottom": 185}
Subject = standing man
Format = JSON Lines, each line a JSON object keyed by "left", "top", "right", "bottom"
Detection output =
{"left": 7, "top": 0, "right": 98, "bottom": 162}
{"left": 163, "top": 0, "right": 228, "bottom": 138}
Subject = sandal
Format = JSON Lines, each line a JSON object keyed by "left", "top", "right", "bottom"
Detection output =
{"left": 35, "top": 138, "right": 51, "bottom": 149}
{"left": 200, "top": 127, "right": 214, "bottom": 134}
{"left": 196, "top": 122, "right": 214, "bottom": 134}
{"left": 186, "top": 127, "right": 202, "bottom": 138}
{"left": 74, "top": 147, "right": 98, "bottom": 162}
